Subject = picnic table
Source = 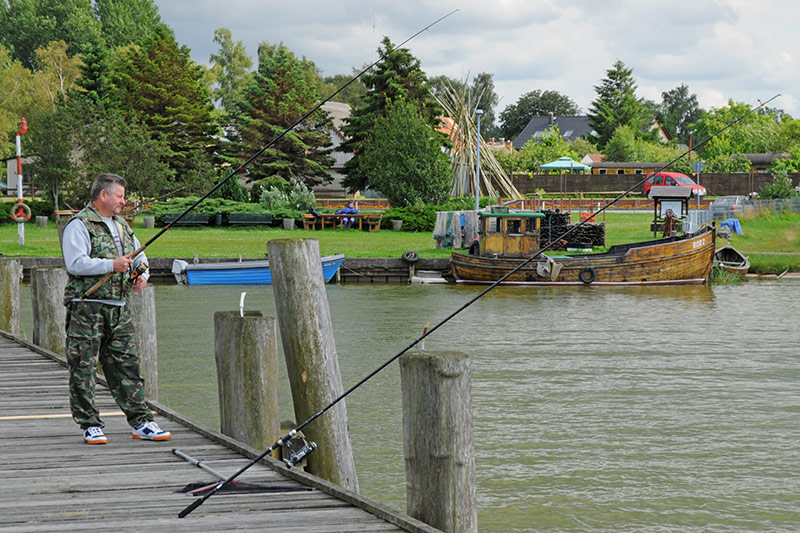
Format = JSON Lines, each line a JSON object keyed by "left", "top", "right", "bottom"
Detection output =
{"left": 302, "top": 213, "right": 382, "bottom": 231}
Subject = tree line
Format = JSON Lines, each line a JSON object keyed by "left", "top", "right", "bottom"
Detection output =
{"left": 2, "top": 1, "right": 799, "bottom": 210}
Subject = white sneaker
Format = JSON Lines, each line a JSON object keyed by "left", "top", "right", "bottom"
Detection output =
{"left": 84, "top": 426, "right": 107, "bottom": 445}
{"left": 132, "top": 420, "right": 171, "bottom": 441}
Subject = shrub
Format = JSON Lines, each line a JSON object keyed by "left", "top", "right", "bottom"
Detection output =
{"left": 759, "top": 169, "right": 799, "bottom": 200}
{"left": 381, "top": 196, "right": 496, "bottom": 232}
{"left": 0, "top": 199, "right": 55, "bottom": 224}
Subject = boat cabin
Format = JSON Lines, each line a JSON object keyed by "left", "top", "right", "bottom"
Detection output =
{"left": 479, "top": 210, "right": 544, "bottom": 257}
{"left": 647, "top": 186, "right": 693, "bottom": 237}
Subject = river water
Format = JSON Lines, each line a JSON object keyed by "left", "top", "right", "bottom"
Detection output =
{"left": 19, "top": 280, "right": 800, "bottom": 531}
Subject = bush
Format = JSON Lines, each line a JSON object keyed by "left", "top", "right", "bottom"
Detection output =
{"left": 381, "top": 196, "right": 496, "bottom": 232}
{"left": 759, "top": 169, "right": 799, "bottom": 200}
{"left": 147, "top": 197, "right": 267, "bottom": 226}
{"left": 0, "top": 199, "right": 55, "bottom": 224}
{"left": 210, "top": 176, "right": 248, "bottom": 203}
{"left": 258, "top": 180, "right": 316, "bottom": 220}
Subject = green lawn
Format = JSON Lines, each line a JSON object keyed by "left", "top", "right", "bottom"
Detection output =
{"left": 2, "top": 210, "right": 799, "bottom": 273}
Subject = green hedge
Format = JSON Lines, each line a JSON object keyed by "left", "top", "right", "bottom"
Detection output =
{"left": 0, "top": 199, "right": 55, "bottom": 224}
{"left": 146, "top": 197, "right": 270, "bottom": 226}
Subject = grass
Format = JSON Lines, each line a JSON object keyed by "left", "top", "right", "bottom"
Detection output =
{"left": 2, "top": 210, "right": 800, "bottom": 273}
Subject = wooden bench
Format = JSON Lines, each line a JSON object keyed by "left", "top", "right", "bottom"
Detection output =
{"left": 54, "top": 209, "right": 80, "bottom": 221}
{"left": 228, "top": 212, "right": 273, "bottom": 226}
{"left": 163, "top": 212, "right": 210, "bottom": 226}
{"left": 302, "top": 213, "right": 382, "bottom": 231}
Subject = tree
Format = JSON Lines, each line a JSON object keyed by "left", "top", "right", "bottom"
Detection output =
{"left": 499, "top": 89, "right": 580, "bottom": 140}
{"left": 0, "top": 0, "right": 101, "bottom": 70}
{"left": 29, "top": 96, "right": 174, "bottom": 207}
{"left": 209, "top": 27, "right": 253, "bottom": 113}
{"left": 692, "top": 100, "right": 782, "bottom": 170}
{"left": 320, "top": 70, "right": 367, "bottom": 109}
{"left": 0, "top": 44, "right": 35, "bottom": 157}
{"left": 587, "top": 60, "right": 647, "bottom": 147}
{"left": 358, "top": 98, "right": 450, "bottom": 206}
{"left": 112, "top": 26, "right": 218, "bottom": 188}
{"left": 658, "top": 84, "right": 702, "bottom": 144}
{"left": 31, "top": 40, "right": 83, "bottom": 113}
{"left": 340, "top": 36, "right": 442, "bottom": 194}
{"left": 602, "top": 124, "right": 691, "bottom": 174}
{"left": 94, "top": 0, "right": 166, "bottom": 49}
{"left": 471, "top": 72, "right": 499, "bottom": 138}
{"left": 226, "top": 42, "right": 334, "bottom": 187}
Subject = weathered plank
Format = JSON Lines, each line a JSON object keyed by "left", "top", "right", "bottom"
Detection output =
{"left": 0, "top": 329, "right": 440, "bottom": 533}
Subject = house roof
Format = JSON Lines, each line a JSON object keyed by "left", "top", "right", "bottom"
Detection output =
{"left": 513, "top": 115, "right": 595, "bottom": 150}
{"left": 590, "top": 161, "right": 664, "bottom": 169}
{"left": 743, "top": 153, "right": 790, "bottom": 165}
{"left": 321, "top": 101, "right": 351, "bottom": 140}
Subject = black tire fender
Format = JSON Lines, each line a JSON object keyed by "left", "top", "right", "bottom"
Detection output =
{"left": 401, "top": 250, "right": 420, "bottom": 263}
{"left": 579, "top": 266, "right": 596, "bottom": 284}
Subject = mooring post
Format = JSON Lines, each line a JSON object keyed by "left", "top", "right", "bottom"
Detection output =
{"left": 0, "top": 259, "right": 23, "bottom": 334}
{"left": 213, "top": 310, "right": 280, "bottom": 450}
{"left": 30, "top": 266, "right": 67, "bottom": 355}
{"left": 267, "top": 238, "right": 359, "bottom": 492}
{"left": 399, "top": 350, "right": 477, "bottom": 533}
{"left": 128, "top": 284, "right": 158, "bottom": 400}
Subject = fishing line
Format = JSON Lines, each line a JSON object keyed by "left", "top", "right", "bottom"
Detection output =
{"left": 84, "top": 9, "right": 459, "bottom": 299}
{"left": 179, "top": 93, "right": 781, "bottom": 518}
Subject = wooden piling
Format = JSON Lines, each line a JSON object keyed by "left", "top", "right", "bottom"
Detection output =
{"left": 143, "top": 216, "right": 155, "bottom": 229}
{"left": 128, "top": 284, "right": 159, "bottom": 400}
{"left": 267, "top": 238, "right": 359, "bottom": 492}
{"left": 30, "top": 266, "right": 67, "bottom": 355}
{"left": 399, "top": 350, "right": 477, "bottom": 533}
{"left": 35, "top": 215, "right": 47, "bottom": 227}
{"left": 0, "top": 259, "right": 23, "bottom": 335}
{"left": 213, "top": 310, "right": 280, "bottom": 451}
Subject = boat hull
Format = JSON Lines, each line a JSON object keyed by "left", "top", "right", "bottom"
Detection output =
{"left": 714, "top": 245, "right": 750, "bottom": 275}
{"left": 175, "top": 255, "right": 345, "bottom": 285}
{"left": 452, "top": 229, "right": 715, "bottom": 286}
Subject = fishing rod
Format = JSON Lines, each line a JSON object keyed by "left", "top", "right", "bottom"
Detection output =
{"left": 179, "top": 94, "right": 781, "bottom": 518}
{"left": 83, "top": 9, "right": 459, "bottom": 299}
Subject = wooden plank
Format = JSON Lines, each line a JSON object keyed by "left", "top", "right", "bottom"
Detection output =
{"left": 0, "top": 330, "right": 438, "bottom": 533}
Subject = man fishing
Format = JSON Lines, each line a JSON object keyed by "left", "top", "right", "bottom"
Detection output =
{"left": 61, "top": 173, "right": 171, "bottom": 445}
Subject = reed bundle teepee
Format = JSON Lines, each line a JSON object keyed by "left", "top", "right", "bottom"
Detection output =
{"left": 433, "top": 79, "right": 521, "bottom": 200}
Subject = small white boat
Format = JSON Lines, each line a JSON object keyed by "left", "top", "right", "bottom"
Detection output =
{"left": 172, "top": 254, "right": 345, "bottom": 285}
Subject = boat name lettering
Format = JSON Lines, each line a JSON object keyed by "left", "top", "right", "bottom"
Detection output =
{"left": 692, "top": 238, "right": 706, "bottom": 249}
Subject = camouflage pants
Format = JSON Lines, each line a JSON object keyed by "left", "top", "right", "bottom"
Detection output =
{"left": 65, "top": 301, "right": 152, "bottom": 429}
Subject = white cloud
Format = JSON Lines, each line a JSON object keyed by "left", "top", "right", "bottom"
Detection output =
{"left": 153, "top": 0, "right": 800, "bottom": 116}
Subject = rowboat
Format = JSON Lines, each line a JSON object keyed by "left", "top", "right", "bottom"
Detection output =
{"left": 714, "top": 245, "right": 750, "bottom": 276}
{"left": 172, "top": 254, "right": 345, "bottom": 285}
{"left": 451, "top": 211, "right": 715, "bottom": 286}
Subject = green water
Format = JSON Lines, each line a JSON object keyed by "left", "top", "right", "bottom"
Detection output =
{"left": 19, "top": 281, "right": 800, "bottom": 531}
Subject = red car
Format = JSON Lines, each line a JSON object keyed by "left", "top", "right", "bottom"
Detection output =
{"left": 643, "top": 171, "right": 707, "bottom": 198}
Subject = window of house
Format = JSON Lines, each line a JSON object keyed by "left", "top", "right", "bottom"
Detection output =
{"left": 617, "top": 169, "right": 625, "bottom": 174}
{"left": 599, "top": 169, "right": 607, "bottom": 174}
{"left": 635, "top": 169, "right": 643, "bottom": 174}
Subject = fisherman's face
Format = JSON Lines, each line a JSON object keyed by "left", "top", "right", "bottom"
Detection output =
{"left": 95, "top": 185, "right": 126, "bottom": 218}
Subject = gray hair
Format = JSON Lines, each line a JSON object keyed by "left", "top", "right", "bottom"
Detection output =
{"left": 91, "top": 173, "right": 127, "bottom": 200}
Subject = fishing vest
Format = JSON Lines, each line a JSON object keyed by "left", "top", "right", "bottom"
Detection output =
{"left": 63, "top": 205, "right": 136, "bottom": 303}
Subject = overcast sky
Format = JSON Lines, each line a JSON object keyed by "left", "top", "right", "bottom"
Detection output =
{"left": 153, "top": 0, "right": 796, "bottom": 120}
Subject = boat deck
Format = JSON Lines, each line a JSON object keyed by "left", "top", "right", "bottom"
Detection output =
{"left": 0, "top": 331, "right": 436, "bottom": 532}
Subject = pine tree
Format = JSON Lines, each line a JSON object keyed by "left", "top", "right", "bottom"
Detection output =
{"left": 209, "top": 28, "right": 253, "bottom": 114}
{"left": 340, "top": 36, "right": 442, "bottom": 194}
{"left": 112, "top": 26, "right": 218, "bottom": 189}
{"left": 587, "top": 60, "right": 646, "bottom": 148}
{"left": 225, "top": 42, "right": 333, "bottom": 187}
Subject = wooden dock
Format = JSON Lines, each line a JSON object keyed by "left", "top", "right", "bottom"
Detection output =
{"left": 0, "top": 331, "right": 438, "bottom": 532}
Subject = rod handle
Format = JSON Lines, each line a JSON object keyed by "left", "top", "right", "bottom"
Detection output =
{"left": 82, "top": 244, "right": 148, "bottom": 298}
{"left": 178, "top": 498, "right": 204, "bottom": 518}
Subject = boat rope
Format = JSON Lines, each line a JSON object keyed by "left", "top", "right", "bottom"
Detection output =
{"left": 179, "top": 92, "right": 781, "bottom": 518}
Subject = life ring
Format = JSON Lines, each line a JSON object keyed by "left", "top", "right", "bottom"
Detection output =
{"left": 10, "top": 202, "right": 31, "bottom": 223}
{"left": 401, "top": 250, "right": 420, "bottom": 263}
{"left": 578, "top": 266, "right": 596, "bottom": 284}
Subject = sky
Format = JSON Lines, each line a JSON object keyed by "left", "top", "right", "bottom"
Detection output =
{"left": 153, "top": 0, "right": 797, "bottom": 123}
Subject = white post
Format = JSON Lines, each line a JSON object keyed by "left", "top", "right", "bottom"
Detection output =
{"left": 16, "top": 126, "right": 24, "bottom": 246}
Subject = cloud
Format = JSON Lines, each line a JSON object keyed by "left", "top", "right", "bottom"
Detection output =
{"left": 153, "top": 0, "right": 800, "bottom": 116}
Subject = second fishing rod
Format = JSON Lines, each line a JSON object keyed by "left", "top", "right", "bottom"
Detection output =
{"left": 178, "top": 95, "right": 780, "bottom": 517}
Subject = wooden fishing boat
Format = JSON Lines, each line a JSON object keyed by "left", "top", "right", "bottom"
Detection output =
{"left": 714, "top": 245, "right": 750, "bottom": 275}
{"left": 171, "top": 254, "right": 345, "bottom": 285}
{"left": 451, "top": 211, "right": 715, "bottom": 285}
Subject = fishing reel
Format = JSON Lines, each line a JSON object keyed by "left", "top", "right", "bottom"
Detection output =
{"left": 283, "top": 437, "right": 317, "bottom": 469}
{"left": 129, "top": 262, "right": 149, "bottom": 282}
